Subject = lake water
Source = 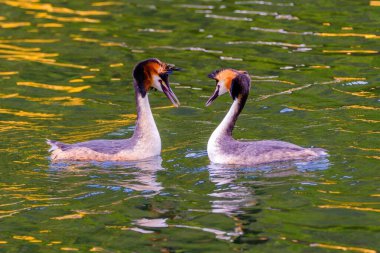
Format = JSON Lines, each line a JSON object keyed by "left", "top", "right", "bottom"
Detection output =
{"left": 0, "top": 0, "right": 379, "bottom": 252}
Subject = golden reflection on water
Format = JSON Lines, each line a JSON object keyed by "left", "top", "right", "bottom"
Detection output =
{"left": 0, "top": 120, "right": 41, "bottom": 133}
{"left": 69, "top": 79, "right": 84, "bottom": 83}
{"left": 51, "top": 210, "right": 111, "bottom": 220}
{"left": 281, "top": 236, "right": 377, "bottom": 253}
{"left": 287, "top": 105, "right": 380, "bottom": 112}
{"left": 0, "top": 0, "right": 108, "bottom": 16}
{"left": 92, "top": 1, "right": 124, "bottom": 7}
{"left": 0, "top": 108, "right": 61, "bottom": 119}
{"left": 310, "top": 243, "right": 376, "bottom": 253}
{"left": 316, "top": 32, "right": 380, "bottom": 39}
{"left": 0, "top": 39, "right": 58, "bottom": 43}
{"left": 60, "top": 247, "right": 79, "bottom": 251}
{"left": 350, "top": 146, "right": 380, "bottom": 152}
{"left": 13, "top": 235, "right": 42, "bottom": 243}
{"left": 0, "top": 41, "right": 88, "bottom": 68}
{"left": 80, "top": 27, "right": 106, "bottom": 32}
{"left": 323, "top": 49, "right": 378, "bottom": 54}
{"left": 354, "top": 118, "right": 380, "bottom": 123}
{"left": 0, "top": 22, "right": 31, "bottom": 28}
{"left": 332, "top": 88, "right": 376, "bottom": 99}
{"left": 17, "top": 81, "right": 90, "bottom": 93}
{"left": 0, "top": 71, "right": 18, "bottom": 75}
{"left": 319, "top": 205, "right": 380, "bottom": 213}
{"left": 0, "top": 93, "right": 84, "bottom": 106}
{"left": 33, "top": 12, "right": 100, "bottom": 23}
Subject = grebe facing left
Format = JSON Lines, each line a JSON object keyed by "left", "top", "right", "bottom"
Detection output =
{"left": 47, "top": 58, "right": 180, "bottom": 161}
{"left": 206, "top": 68, "right": 327, "bottom": 165}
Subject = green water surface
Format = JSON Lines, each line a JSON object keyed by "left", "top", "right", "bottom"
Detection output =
{"left": 0, "top": 0, "right": 379, "bottom": 252}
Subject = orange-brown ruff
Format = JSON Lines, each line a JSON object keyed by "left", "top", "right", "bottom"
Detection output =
{"left": 47, "top": 58, "right": 180, "bottom": 161}
{"left": 206, "top": 69, "right": 327, "bottom": 165}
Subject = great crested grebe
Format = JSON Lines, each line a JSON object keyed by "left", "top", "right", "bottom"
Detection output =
{"left": 47, "top": 58, "right": 180, "bottom": 161}
{"left": 206, "top": 68, "right": 327, "bottom": 165}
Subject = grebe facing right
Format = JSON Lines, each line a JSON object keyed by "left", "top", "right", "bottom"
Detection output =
{"left": 206, "top": 68, "right": 327, "bottom": 165}
{"left": 47, "top": 58, "right": 180, "bottom": 161}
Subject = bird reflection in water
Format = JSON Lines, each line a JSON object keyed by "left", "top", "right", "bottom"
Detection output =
{"left": 208, "top": 157, "right": 331, "bottom": 241}
{"left": 48, "top": 156, "right": 164, "bottom": 195}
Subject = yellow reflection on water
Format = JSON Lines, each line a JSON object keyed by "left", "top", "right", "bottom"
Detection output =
{"left": 334, "top": 77, "right": 366, "bottom": 81}
{"left": 89, "top": 247, "right": 104, "bottom": 252}
{"left": 0, "top": 120, "right": 41, "bottom": 133}
{"left": 51, "top": 213, "right": 84, "bottom": 220}
{"left": 51, "top": 210, "right": 110, "bottom": 220}
{"left": 350, "top": 146, "right": 380, "bottom": 152}
{"left": 317, "top": 190, "right": 341, "bottom": 194}
{"left": 0, "top": 43, "right": 39, "bottom": 51}
{"left": 72, "top": 37, "right": 100, "bottom": 43}
{"left": 110, "top": 63, "right": 123, "bottom": 67}
{"left": 0, "top": 22, "right": 30, "bottom": 28}
{"left": 323, "top": 50, "right": 378, "bottom": 54}
{"left": 80, "top": 27, "right": 106, "bottom": 32}
{"left": 0, "top": 0, "right": 108, "bottom": 16}
{"left": 100, "top": 42, "right": 124, "bottom": 47}
{"left": 0, "top": 108, "right": 60, "bottom": 119}
{"left": 0, "top": 39, "right": 58, "bottom": 43}
{"left": 367, "top": 156, "right": 380, "bottom": 160}
{"left": 354, "top": 118, "right": 380, "bottom": 123}
{"left": 60, "top": 247, "right": 79, "bottom": 251}
{"left": 310, "top": 243, "right": 376, "bottom": 253}
{"left": 0, "top": 42, "right": 88, "bottom": 69}
{"left": 17, "top": 81, "right": 90, "bottom": 93}
{"left": 37, "top": 23, "right": 63, "bottom": 28}
{"left": 13, "top": 235, "right": 42, "bottom": 243}
{"left": 1, "top": 93, "right": 84, "bottom": 106}
{"left": 92, "top": 1, "right": 124, "bottom": 6}
{"left": 342, "top": 105, "right": 380, "bottom": 111}
{"left": 332, "top": 88, "right": 376, "bottom": 98}
{"left": 0, "top": 48, "right": 58, "bottom": 57}
{"left": 319, "top": 205, "right": 380, "bottom": 213}
{"left": 34, "top": 12, "right": 100, "bottom": 23}
{"left": 0, "top": 71, "right": 18, "bottom": 75}
{"left": 316, "top": 32, "right": 380, "bottom": 39}
{"left": 69, "top": 79, "right": 84, "bottom": 83}
{"left": 287, "top": 105, "right": 380, "bottom": 112}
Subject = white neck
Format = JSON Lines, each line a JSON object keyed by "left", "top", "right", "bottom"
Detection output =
{"left": 209, "top": 100, "right": 239, "bottom": 142}
{"left": 132, "top": 93, "right": 161, "bottom": 153}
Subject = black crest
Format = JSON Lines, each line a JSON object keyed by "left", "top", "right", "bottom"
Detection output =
{"left": 132, "top": 58, "right": 161, "bottom": 97}
{"left": 207, "top": 69, "right": 224, "bottom": 79}
{"left": 231, "top": 73, "right": 251, "bottom": 100}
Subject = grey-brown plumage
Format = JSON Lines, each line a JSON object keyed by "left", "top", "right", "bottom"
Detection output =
{"left": 206, "top": 69, "right": 327, "bottom": 165}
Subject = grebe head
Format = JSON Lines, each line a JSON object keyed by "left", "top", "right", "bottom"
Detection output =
{"left": 133, "top": 58, "right": 180, "bottom": 107}
{"left": 206, "top": 69, "right": 250, "bottom": 106}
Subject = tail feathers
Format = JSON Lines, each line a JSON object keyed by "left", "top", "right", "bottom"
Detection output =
{"left": 311, "top": 148, "right": 328, "bottom": 157}
{"left": 46, "top": 139, "right": 66, "bottom": 152}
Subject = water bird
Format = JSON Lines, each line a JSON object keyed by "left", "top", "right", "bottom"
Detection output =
{"left": 47, "top": 58, "right": 180, "bottom": 161}
{"left": 205, "top": 69, "right": 327, "bottom": 165}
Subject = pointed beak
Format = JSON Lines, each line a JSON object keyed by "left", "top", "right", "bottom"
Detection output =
{"left": 206, "top": 85, "right": 220, "bottom": 106}
{"left": 161, "top": 80, "right": 180, "bottom": 107}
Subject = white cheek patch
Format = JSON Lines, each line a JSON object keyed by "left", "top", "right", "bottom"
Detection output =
{"left": 152, "top": 75, "right": 163, "bottom": 91}
{"left": 217, "top": 80, "right": 229, "bottom": 95}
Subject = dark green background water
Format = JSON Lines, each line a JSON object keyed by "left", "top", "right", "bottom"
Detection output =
{"left": 0, "top": 0, "right": 379, "bottom": 252}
